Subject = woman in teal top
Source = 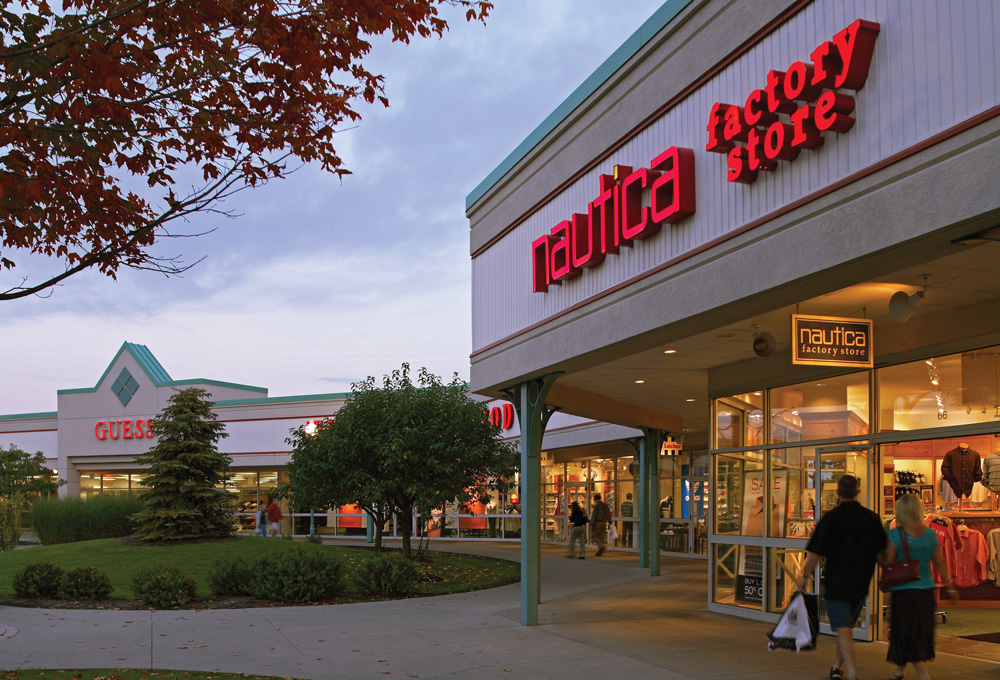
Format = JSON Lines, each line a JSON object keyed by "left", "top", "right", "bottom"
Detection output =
{"left": 884, "top": 495, "right": 957, "bottom": 680}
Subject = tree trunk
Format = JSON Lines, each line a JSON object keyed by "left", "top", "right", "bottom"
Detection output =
{"left": 400, "top": 505, "right": 413, "bottom": 559}
{"left": 365, "top": 506, "right": 383, "bottom": 551}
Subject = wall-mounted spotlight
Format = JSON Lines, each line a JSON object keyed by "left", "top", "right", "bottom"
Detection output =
{"left": 889, "top": 274, "right": 930, "bottom": 323}
{"left": 752, "top": 324, "right": 776, "bottom": 358}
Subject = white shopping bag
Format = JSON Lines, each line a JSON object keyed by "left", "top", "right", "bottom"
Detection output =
{"left": 767, "top": 591, "right": 818, "bottom": 652}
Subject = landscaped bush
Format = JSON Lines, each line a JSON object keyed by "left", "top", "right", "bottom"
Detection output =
{"left": 30, "top": 495, "right": 143, "bottom": 545}
{"left": 12, "top": 561, "right": 65, "bottom": 599}
{"left": 355, "top": 552, "right": 420, "bottom": 596}
{"left": 207, "top": 555, "right": 257, "bottom": 596}
{"left": 130, "top": 564, "right": 197, "bottom": 607}
{"left": 59, "top": 566, "right": 113, "bottom": 600}
{"left": 249, "top": 548, "right": 343, "bottom": 603}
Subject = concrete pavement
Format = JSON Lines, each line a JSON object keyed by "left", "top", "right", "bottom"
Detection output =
{"left": 1, "top": 541, "right": 998, "bottom": 679}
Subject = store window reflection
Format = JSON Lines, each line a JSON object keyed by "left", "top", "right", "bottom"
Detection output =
{"left": 771, "top": 372, "right": 869, "bottom": 443}
{"left": 878, "top": 345, "right": 1000, "bottom": 431}
{"left": 713, "top": 542, "right": 762, "bottom": 611}
{"left": 714, "top": 450, "right": 764, "bottom": 535}
{"left": 716, "top": 392, "right": 763, "bottom": 448}
{"left": 769, "top": 448, "right": 815, "bottom": 538}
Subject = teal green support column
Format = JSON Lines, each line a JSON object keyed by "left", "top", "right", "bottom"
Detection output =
{"left": 635, "top": 437, "right": 649, "bottom": 569}
{"left": 642, "top": 428, "right": 664, "bottom": 577}
{"left": 503, "top": 373, "right": 561, "bottom": 627}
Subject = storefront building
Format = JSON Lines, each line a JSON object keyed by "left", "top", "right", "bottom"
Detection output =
{"left": 467, "top": 0, "right": 1000, "bottom": 633}
{"left": 1, "top": 341, "right": 654, "bottom": 543}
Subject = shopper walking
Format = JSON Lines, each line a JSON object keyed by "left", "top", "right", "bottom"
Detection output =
{"left": 567, "top": 501, "right": 588, "bottom": 559}
{"left": 252, "top": 503, "right": 268, "bottom": 537}
{"left": 267, "top": 498, "right": 283, "bottom": 538}
{"left": 620, "top": 492, "right": 634, "bottom": 547}
{"left": 885, "top": 494, "right": 958, "bottom": 680}
{"left": 796, "top": 475, "right": 889, "bottom": 680}
{"left": 590, "top": 493, "right": 612, "bottom": 556}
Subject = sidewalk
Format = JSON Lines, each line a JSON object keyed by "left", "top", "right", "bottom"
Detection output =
{"left": 2, "top": 541, "right": 998, "bottom": 679}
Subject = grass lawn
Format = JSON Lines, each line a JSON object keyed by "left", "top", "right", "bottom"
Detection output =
{"left": 0, "top": 671, "right": 298, "bottom": 680}
{"left": 0, "top": 537, "right": 518, "bottom": 603}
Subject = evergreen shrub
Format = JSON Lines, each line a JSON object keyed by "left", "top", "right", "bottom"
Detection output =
{"left": 355, "top": 552, "right": 420, "bottom": 596}
{"left": 130, "top": 564, "right": 197, "bottom": 607}
{"left": 60, "top": 566, "right": 113, "bottom": 600}
{"left": 248, "top": 548, "right": 343, "bottom": 603}
{"left": 207, "top": 555, "right": 257, "bottom": 596}
{"left": 12, "top": 561, "right": 65, "bottom": 598}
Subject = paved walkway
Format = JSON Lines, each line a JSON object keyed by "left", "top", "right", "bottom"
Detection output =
{"left": 1, "top": 542, "right": 998, "bottom": 679}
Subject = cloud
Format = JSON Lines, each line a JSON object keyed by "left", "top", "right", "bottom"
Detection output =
{"left": 0, "top": 1, "right": 665, "bottom": 414}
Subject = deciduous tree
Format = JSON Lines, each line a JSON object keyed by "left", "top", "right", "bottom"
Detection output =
{"left": 0, "top": 444, "right": 62, "bottom": 550}
{"left": 287, "top": 364, "right": 517, "bottom": 557}
{"left": 0, "top": 0, "right": 491, "bottom": 300}
{"left": 133, "top": 387, "right": 232, "bottom": 540}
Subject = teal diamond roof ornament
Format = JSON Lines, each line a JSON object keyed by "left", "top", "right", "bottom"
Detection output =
{"left": 111, "top": 367, "right": 140, "bottom": 406}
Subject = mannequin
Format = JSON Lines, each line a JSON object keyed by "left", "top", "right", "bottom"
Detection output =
{"left": 659, "top": 496, "right": 674, "bottom": 518}
{"left": 982, "top": 449, "right": 1000, "bottom": 494}
{"left": 941, "top": 442, "right": 983, "bottom": 498}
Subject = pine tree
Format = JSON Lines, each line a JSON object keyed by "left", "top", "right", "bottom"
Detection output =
{"left": 133, "top": 388, "right": 232, "bottom": 541}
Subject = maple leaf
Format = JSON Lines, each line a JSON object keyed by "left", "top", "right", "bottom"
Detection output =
{"left": 0, "top": 0, "right": 493, "bottom": 301}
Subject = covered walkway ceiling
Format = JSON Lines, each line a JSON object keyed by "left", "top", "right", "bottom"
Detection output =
{"left": 546, "top": 239, "right": 1000, "bottom": 445}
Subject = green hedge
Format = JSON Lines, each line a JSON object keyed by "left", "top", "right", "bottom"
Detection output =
{"left": 30, "top": 495, "right": 143, "bottom": 544}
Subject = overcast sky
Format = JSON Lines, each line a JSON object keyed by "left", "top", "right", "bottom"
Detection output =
{"left": 1, "top": 1, "right": 666, "bottom": 415}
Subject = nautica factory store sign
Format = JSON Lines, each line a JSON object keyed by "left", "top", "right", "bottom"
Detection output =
{"left": 792, "top": 315, "right": 873, "bottom": 368}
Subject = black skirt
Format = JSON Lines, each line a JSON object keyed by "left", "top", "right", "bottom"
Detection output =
{"left": 887, "top": 588, "right": 936, "bottom": 665}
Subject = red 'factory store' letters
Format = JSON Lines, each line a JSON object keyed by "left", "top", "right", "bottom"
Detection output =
{"left": 706, "top": 19, "right": 880, "bottom": 183}
{"left": 531, "top": 146, "right": 695, "bottom": 293}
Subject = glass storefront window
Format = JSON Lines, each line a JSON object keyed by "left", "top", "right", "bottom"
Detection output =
{"left": 818, "top": 446, "right": 870, "bottom": 512}
{"left": 770, "top": 448, "right": 815, "bottom": 538}
{"left": 771, "top": 372, "right": 869, "bottom": 443}
{"left": 713, "top": 542, "right": 761, "bottom": 610}
{"left": 714, "top": 451, "right": 764, "bottom": 535}
{"left": 715, "top": 392, "right": 764, "bottom": 448}
{"left": 767, "top": 547, "right": 809, "bottom": 613}
{"left": 878, "top": 344, "right": 1000, "bottom": 431}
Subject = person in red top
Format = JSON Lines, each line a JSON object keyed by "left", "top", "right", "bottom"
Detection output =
{"left": 266, "top": 498, "right": 283, "bottom": 538}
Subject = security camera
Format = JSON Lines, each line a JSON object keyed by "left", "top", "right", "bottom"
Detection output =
{"left": 753, "top": 332, "right": 776, "bottom": 358}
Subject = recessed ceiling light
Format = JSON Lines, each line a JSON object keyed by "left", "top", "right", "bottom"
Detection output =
{"left": 664, "top": 349, "right": 677, "bottom": 354}
{"left": 686, "top": 398, "right": 696, "bottom": 402}
{"left": 753, "top": 391, "right": 762, "bottom": 396}
{"left": 634, "top": 379, "right": 645, "bottom": 384}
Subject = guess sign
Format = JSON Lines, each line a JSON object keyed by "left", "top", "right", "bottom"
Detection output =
{"left": 706, "top": 19, "right": 880, "bottom": 183}
{"left": 95, "top": 418, "right": 155, "bottom": 440}
{"left": 531, "top": 146, "right": 695, "bottom": 292}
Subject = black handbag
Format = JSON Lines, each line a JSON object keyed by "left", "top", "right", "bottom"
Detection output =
{"left": 879, "top": 529, "right": 921, "bottom": 591}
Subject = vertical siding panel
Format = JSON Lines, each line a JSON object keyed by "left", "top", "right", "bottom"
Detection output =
{"left": 472, "top": 0, "right": 1000, "bottom": 352}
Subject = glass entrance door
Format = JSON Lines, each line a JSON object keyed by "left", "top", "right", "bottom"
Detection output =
{"left": 567, "top": 483, "right": 591, "bottom": 545}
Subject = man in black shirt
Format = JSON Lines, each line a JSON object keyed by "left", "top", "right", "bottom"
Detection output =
{"left": 796, "top": 475, "right": 888, "bottom": 680}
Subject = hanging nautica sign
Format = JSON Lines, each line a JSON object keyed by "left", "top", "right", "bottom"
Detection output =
{"left": 792, "top": 314, "right": 873, "bottom": 368}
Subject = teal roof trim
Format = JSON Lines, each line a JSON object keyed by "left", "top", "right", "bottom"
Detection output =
{"left": 0, "top": 411, "right": 57, "bottom": 421}
{"left": 213, "top": 392, "right": 351, "bottom": 407}
{"left": 465, "top": 0, "right": 694, "bottom": 211}
{"left": 127, "top": 342, "right": 172, "bottom": 383}
{"left": 57, "top": 342, "right": 267, "bottom": 396}
{"left": 168, "top": 379, "right": 268, "bottom": 394}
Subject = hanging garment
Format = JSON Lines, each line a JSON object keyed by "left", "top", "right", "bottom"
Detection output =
{"left": 970, "top": 481, "right": 991, "bottom": 504}
{"left": 953, "top": 524, "right": 989, "bottom": 588}
{"left": 987, "top": 528, "right": 1000, "bottom": 587}
{"left": 938, "top": 477, "right": 959, "bottom": 504}
{"left": 941, "top": 446, "right": 983, "bottom": 498}
{"left": 982, "top": 453, "right": 1000, "bottom": 494}
{"left": 924, "top": 515, "right": 962, "bottom": 587}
